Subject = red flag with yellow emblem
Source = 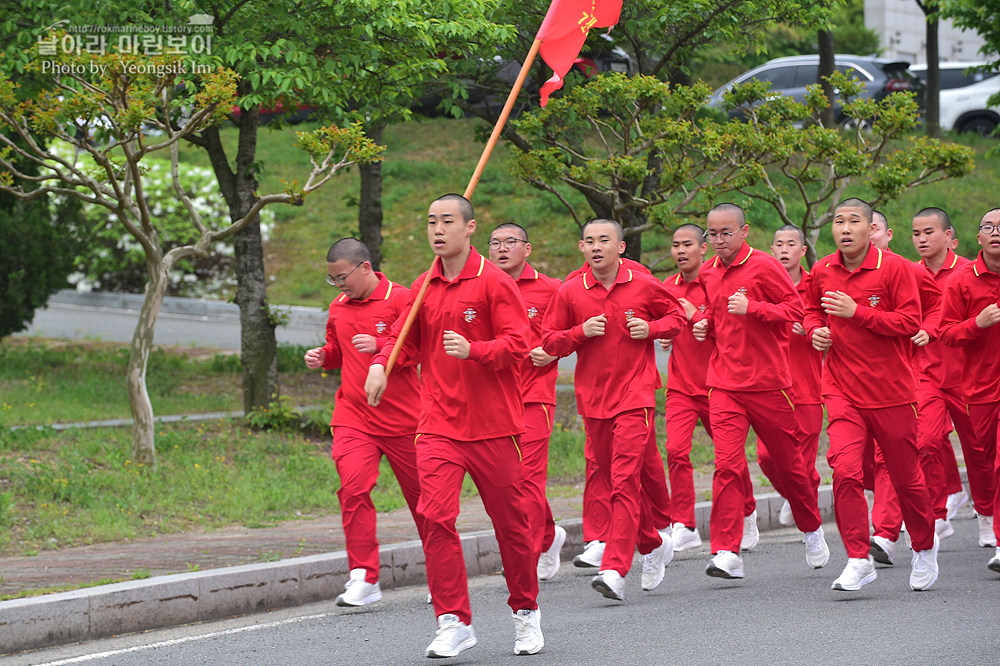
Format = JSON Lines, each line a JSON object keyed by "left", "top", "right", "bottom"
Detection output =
{"left": 536, "top": 0, "right": 624, "bottom": 106}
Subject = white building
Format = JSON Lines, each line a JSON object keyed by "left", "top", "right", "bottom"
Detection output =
{"left": 865, "top": 0, "right": 989, "bottom": 64}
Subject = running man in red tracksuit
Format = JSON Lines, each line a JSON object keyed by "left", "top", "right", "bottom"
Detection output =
{"left": 304, "top": 238, "right": 425, "bottom": 608}
{"left": 762, "top": 225, "right": 824, "bottom": 528}
{"left": 542, "top": 219, "right": 685, "bottom": 602}
{"left": 939, "top": 207, "right": 1000, "bottom": 575}
{"left": 864, "top": 211, "right": 948, "bottom": 564}
{"left": 911, "top": 208, "right": 990, "bottom": 545}
{"left": 487, "top": 222, "right": 568, "bottom": 581}
{"left": 660, "top": 224, "right": 757, "bottom": 551}
{"left": 365, "top": 194, "right": 541, "bottom": 658}
{"left": 803, "top": 198, "right": 939, "bottom": 592}
{"left": 566, "top": 257, "right": 676, "bottom": 568}
{"left": 694, "top": 203, "right": 828, "bottom": 580}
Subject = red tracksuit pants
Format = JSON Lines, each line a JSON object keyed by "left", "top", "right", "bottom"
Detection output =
{"left": 758, "top": 402, "right": 823, "bottom": 500}
{"left": 415, "top": 433, "right": 538, "bottom": 625}
{"left": 825, "top": 396, "right": 935, "bottom": 558}
{"left": 582, "top": 408, "right": 664, "bottom": 576}
{"left": 710, "top": 389, "right": 822, "bottom": 554}
{"left": 871, "top": 383, "right": 993, "bottom": 536}
{"left": 332, "top": 426, "right": 424, "bottom": 584}
{"left": 664, "top": 391, "right": 757, "bottom": 529}
{"left": 967, "top": 402, "right": 1000, "bottom": 543}
{"left": 582, "top": 412, "right": 672, "bottom": 541}
{"left": 521, "top": 403, "right": 557, "bottom": 559}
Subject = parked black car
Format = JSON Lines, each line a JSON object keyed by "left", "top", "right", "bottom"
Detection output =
{"left": 415, "top": 34, "right": 635, "bottom": 117}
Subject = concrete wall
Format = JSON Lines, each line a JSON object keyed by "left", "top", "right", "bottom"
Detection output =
{"left": 865, "top": 0, "right": 989, "bottom": 64}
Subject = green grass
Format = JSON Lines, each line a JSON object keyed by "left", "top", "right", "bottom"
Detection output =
{"left": 0, "top": 339, "right": 335, "bottom": 426}
{"left": 0, "top": 419, "right": 349, "bottom": 557}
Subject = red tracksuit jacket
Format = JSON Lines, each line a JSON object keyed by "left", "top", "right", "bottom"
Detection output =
{"left": 939, "top": 251, "right": 1000, "bottom": 404}
{"left": 699, "top": 242, "right": 803, "bottom": 392}
{"left": 789, "top": 269, "right": 823, "bottom": 405}
{"left": 373, "top": 248, "right": 531, "bottom": 441}
{"left": 515, "top": 263, "right": 563, "bottom": 406}
{"left": 321, "top": 273, "right": 419, "bottom": 437}
{"left": 662, "top": 272, "right": 712, "bottom": 397}
{"left": 542, "top": 262, "right": 685, "bottom": 419}
{"left": 916, "top": 250, "right": 970, "bottom": 389}
{"left": 803, "top": 244, "right": 922, "bottom": 408}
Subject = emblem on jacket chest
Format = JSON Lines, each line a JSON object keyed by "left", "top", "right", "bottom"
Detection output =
{"left": 527, "top": 306, "right": 539, "bottom": 319}
{"left": 464, "top": 308, "right": 477, "bottom": 322}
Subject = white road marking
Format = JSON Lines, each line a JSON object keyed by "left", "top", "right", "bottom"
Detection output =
{"left": 34, "top": 611, "right": 335, "bottom": 665}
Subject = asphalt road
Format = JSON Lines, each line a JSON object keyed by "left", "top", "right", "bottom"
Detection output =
{"left": 8, "top": 519, "right": 997, "bottom": 666}
{"left": 15, "top": 290, "right": 670, "bottom": 372}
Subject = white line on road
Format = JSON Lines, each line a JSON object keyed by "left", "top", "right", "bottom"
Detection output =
{"left": 34, "top": 611, "right": 337, "bottom": 665}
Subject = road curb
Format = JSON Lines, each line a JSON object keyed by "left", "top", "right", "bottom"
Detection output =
{"left": 0, "top": 488, "right": 833, "bottom": 655}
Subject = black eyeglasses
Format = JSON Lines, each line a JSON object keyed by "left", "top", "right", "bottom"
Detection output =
{"left": 326, "top": 262, "right": 363, "bottom": 286}
{"left": 979, "top": 224, "right": 1000, "bottom": 235}
{"left": 488, "top": 238, "right": 528, "bottom": 249}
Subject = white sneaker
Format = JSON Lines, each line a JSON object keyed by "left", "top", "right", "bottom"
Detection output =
{"left": 804, "top": 526, "right": 830, "bottom": 569}
{"left": 671, "top": 522, "right": 703, "bottom": 551}
{"left": 978, "top": 514, "right": 996, "bottom": 547}
{"left": 512, "top": 608, "right": 543, "bottom": 655}
{"left": 573, "top": 540, "right": 605, "bottom": 568}
{"left": 909, "top": 533, "right": 940, "bottom": 591}
{"left": 831, "top": 556, "right": 877, "bottom": 591}
{"left": 946, "top": 489, "right": 969, "bottom": 520}
{"left": 741, "top": 510, "right": 759, "bottom": 551}
{"left": 536, "top": 525, "right": 567, "bottom": 581}
{"left": 425, "top": 614, "right": 477, "bottom": 658}
{"left": 706, "top": 550, "right": 744, "bottom": 579}
{"left": 640, "top": 531, "right": 673, "bottom": 591}
{"left": 591, "top": 570, "right": 626, "bottom": 601}
{"left": 335, "top": 568, "right": 382, "bottom": 607}
{"left": 778, "top": 499, "right": 795, "bottom": 527}
{"left": 935, "top": 518, "right": 955, "bottom": 540}
{"left": 870, "top": 535, "right": 896, "bottom": 566}
{"left": 988, "top": 547, "right": 1000, "bottom": 574}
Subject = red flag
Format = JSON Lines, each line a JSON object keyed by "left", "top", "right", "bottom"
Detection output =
{"left": 536, "top": 0, "right": 623, "bottom": 106}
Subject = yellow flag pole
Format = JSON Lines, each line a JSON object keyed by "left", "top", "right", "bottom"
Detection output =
{"left": 384, "top": 38, "right": 543, "bottom": 377}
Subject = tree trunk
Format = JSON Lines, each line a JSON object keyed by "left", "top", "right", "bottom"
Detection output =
{"left": 233, "top": 215, "right": 278, "bottom": 412}
{"left": 622, "top": 212, "right": 645, "bottom": 262}
{"left": 127, "top": 256, "right": 169, "bottom": 466}
{"left": 805, "top": 224, "right": 822, "bottom": 267}
{"left": 201, "top": 100, "right": 279, "bottom": 414}
{"left": 925, "top": 15, "right": 941, "bottom": 138}
{"left": 818, "top": 27, "right": 836, "bottom": 128}
{"left": 358, "top": 122, "right": 385, "bottom": 270}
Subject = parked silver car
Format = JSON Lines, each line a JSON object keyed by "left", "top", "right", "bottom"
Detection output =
{"left": 708, "top": 54, "right": 924, "bottom": 125}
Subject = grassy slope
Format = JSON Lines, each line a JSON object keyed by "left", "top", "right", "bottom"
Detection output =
{"left": 179, "top": 119, "right": 999, "bottom": 307}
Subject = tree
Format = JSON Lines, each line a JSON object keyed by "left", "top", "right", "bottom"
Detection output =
{"left": 0, "top": 0, "right": 515, "bottom": 415}
{"left": 0, "top": 49, "right": 383, "bottom": 464}
{"left": 917, "top": 0, "right": 942, "bottom": 138}
{"left": 444, "top": 0, "right": 840, "bottom": 259}
{"left": 508, "top": 73, "right": 974, "bottom": 268}
{"left": 0, "top": 170, "right": 76, "bottom": 338}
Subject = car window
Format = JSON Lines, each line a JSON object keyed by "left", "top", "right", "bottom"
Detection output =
{"left": 748, "top": 65, "right": 796, "bottom": 90}
{"left": 791, "top": 65, "right": 817, "bottom": 87}
{"left": 834, "top": 65, "right": 868, "bottom": 81}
